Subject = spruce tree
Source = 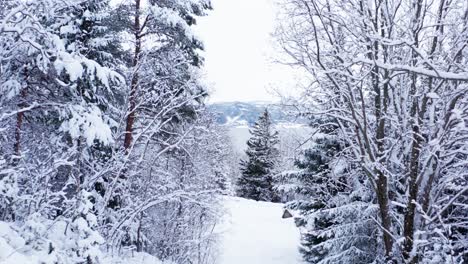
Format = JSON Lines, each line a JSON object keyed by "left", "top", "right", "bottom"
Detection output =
{"left": 237, "top": 109, "right": 280, "bottom": 202}
{"left": 283, "top": 119, "right": 379, "bottom": 263}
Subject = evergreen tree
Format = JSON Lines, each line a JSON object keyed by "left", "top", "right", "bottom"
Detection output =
{"left": 0, "top": 1, "right": 227, "bottom": 263}
{"left": 121, "top": 0, "right": 211, "bottom": 151}
{"left": 237, "top": 109, "right": 280, "bottom": 202}
{"left": 281, "top": 119, "right": 379, "bottom": 263}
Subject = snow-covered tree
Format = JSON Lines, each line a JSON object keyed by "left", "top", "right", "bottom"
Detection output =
{"left": 112, "top": 109, "right": 228, "bottom": 263}
{"left": 0, "top": 1, "right": 123, "bottom": 262}
{"left": 118, "top": 0, "right": 211, "bottom": 152}
{"left": 276, "top": 0, "right": 468, "bottom": 262}
{"left": 280, "top": 118, "right": 379, "bottom": 263}
{"left": 237, "top": 109, "right": 280, "bottom": 202}
{"left": 0, "top": 0, "right": 122, "bottom": 217}
{"left": 0, "top": 0, "right": 228, "bottom": 263}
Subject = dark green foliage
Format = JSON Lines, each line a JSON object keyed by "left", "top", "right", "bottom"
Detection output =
{"left": 285, "top": 118, "right": 380, "bottom": 263}
{"left": 237, "top": 109, "right": 280, "bottom": 202}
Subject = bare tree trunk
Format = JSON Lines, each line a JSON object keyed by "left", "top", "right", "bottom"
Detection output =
{"left": 124, "top": 0, "right": 142, "bottom": 152}
{"left": 403, "top": 1, "right": 425, "bottom": 261}
{"left": 368, "top": 1, "right": 394, "bottom": 257}
{"left": 376, "top": 172, "right": 393, "bottom": 258}
{"left": 403, "top": 123, "right": 422, "bottom": 262}
{"left": 136, "top": 215, "right": 142, "bottom": 252}
{"left": 374, "top": 68, "right": 394, "bottom": 259}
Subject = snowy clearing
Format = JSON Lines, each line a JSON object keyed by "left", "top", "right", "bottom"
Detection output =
{"left": 219, "top": 197, "right": 303, "bottom": 264}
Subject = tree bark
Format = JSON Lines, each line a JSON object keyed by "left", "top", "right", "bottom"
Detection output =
{"left": 376, "top": 171, "right": 394, "bottom": 259}
{"left": 403, "top": 1, "right": 425, "bottom": 261}
{"left": 403, "top": 124, "right": 422, "bottom": 262}
{"left": 370, "top": 1, "right": 394, "bottom": 257}
{"left": 123, "top": 0, "right": 142, "bottom": 152}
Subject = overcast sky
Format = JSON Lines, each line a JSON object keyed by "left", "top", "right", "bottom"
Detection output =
{"left": 196, "top": 0, "right": 295, "bottom": 103}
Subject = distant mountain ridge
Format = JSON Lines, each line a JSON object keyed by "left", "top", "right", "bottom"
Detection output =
{"left": 208, "top": 101, "right": 302, "bottom": 125}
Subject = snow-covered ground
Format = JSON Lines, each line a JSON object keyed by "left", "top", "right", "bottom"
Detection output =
{"left": 0, "top": 220, "right": 163, "bottom": 264}
{"left": 1, "top": 197, "right": 303, "bottom": 264}
{"left": 218, "top": 197, "right": 303, "bottom": 264}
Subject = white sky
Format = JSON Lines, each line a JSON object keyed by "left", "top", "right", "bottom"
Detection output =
{"left": 196, "top": 0, "right": 296, "bottom": 103}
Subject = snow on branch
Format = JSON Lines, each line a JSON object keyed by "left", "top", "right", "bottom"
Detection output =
{"left": 353, "top": 58, "right": 468, "bottom": 81}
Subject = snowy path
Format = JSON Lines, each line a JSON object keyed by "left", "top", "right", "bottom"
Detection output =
{"left": 219, "top": 197, "right": 303, "bottom": 264}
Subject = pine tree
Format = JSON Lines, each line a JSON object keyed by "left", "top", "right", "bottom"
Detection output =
{"left": 0, "top": 1, "right": 121, "bottom": 261}
{"left": 0, "top": 1, "right": 236, "bottom": 262}
{"left": 121, "top": 0, "right": 211, "bottom": 151}
{"left": 237, "top": 109, "right": 280, "bottom": 202}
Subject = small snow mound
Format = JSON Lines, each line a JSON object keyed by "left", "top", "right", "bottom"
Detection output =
{"left": 426, "top": 92, "right": 440, "bottom": 99}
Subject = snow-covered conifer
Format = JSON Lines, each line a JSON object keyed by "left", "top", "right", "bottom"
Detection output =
{"left": 237, "top": 109, "right": 280, "bottom": 202}
{"left": 283, "top": 118, "right": 379, "bottom": 263}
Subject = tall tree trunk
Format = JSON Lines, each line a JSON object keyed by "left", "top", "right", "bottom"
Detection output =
{"left": 110, "top": 0, "right": 143, "bottom": 211}
{"left": 376, "top": 172, "right": 393, "bottom": 257}
{"left": 403, "top": 121, "right": 422, "bottom": 262}
{"left": 136, "top": 215, "right": 142, "bottom": 252}
{"left": 403, "top": 1, "right": 424, "bottom": 261}
{"left": 355, "top": 2, "right": 394, "bottom": 256}
{"left": 371, "top": 3, "right": 394, "bottom": 257}
{"left": 123, "top": 0, "right": 142, "bottom": 152}
{"left": 374, "top": 69, "right": 394, "bottom": 258}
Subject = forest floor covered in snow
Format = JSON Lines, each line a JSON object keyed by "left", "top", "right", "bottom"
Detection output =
{"left": 0, "top": 197, "right": 303, "bottom": 264}
{"left": 218, "top": 196, "right": 303, "bottom": 264}
{"left": 0, "top": 220, "right": 162, "bottom": 264}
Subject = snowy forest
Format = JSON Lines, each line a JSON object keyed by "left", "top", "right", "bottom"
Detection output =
{"left": 0, "top": 0, "right": 467, "bottom": 264}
